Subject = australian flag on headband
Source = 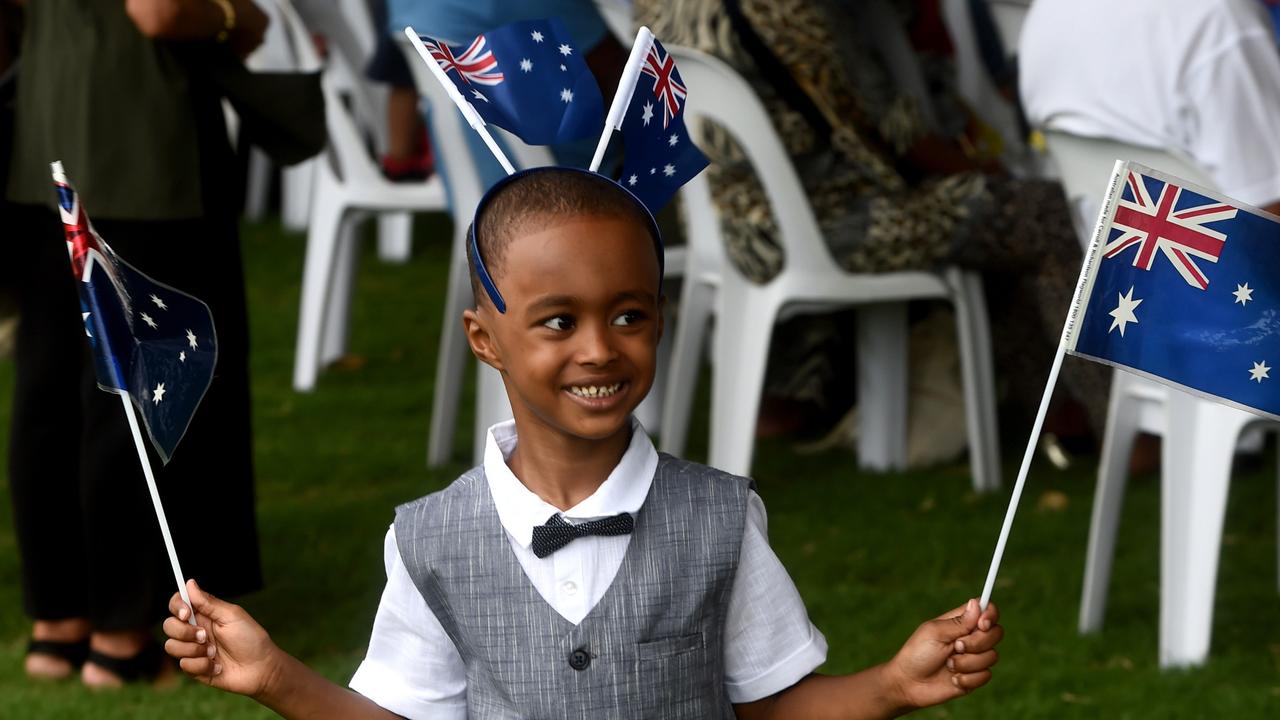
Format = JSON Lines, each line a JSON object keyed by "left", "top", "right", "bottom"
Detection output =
{"left": 417, "top": 18, "right": 603, "bottom": 145}
{"left": 618, "top": 37, "right": 709, "bottom": 215}
{"left": 1066, "top": 161, "right": 1280, "bottom": 419}
{"left": 52, "top": 163, "right": 217, "bottom": 463}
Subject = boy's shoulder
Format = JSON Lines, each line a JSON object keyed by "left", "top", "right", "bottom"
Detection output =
{"left": 653, "top": 452, "right": 756, "bottom": 492}
{"left": 395, "top": 465, "right": 487, "bottom": 519}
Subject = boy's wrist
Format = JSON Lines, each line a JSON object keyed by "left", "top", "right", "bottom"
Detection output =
{"left": 875, "top": 660, "right": 918, "bottom": 717}
{"left": 252, "top": 641, "right": 294, "bottom": 706}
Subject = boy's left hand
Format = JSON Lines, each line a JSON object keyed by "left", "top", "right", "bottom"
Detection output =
{"left": 886, "top": 599, "right": 1002, "bottom": 710}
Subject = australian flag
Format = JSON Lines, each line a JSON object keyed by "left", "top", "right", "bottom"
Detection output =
{"left": 1066, "top": 162, "right": 1280, "bottom": 419}
{"left": 52, "top": 163, "right": 217, "bottom": 463}
{"left": 416, "top": 18, "right": 603, "bottom": 146}
{"left": 617, "top": 38, "right": 709, "bottom": 215}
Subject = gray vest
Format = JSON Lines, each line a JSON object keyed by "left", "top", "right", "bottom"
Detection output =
{"left": 394, "top": 453, "right": 753, "bottom": 719}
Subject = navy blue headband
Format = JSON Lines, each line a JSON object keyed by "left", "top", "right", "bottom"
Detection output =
{"left": 469, "top": 166, "right": 665, "bottom": 313}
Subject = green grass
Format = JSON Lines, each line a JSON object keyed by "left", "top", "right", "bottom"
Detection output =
{"left": 1, "top": 214, "right": 1278, "bottom": 718}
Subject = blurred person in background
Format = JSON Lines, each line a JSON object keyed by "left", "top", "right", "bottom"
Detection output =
{"left": 635, "top": 0, "right": 1109, "bottom": 462}
{"left": 4, "top": 0, "right": 268, "bottom": 687}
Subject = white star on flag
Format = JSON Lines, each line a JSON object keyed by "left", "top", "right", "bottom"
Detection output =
{"left": 663, "top": 164, "right": 676, "bottom": 177}
{"left": 1233, "top": 282, "right": 1254, "bottom": 306}
{"left": 520, "top": 58, "right": 532, "bottom": 72}
{"left": 1108, "top": 286, "right": 1142, "bottom": 336}
{"left": 186, "top": 329, "right": 198, "bottom": 349}
{"left": 560, "top": 88, "right": 574, "bottom": 103}
{"left": 149, "top": 294, "right": 167, "bottom": 310}
{"left": 650, "top": 168, "right": 656, "bottom": 175}
{"left": 559, "top": 63, "right": 566, "bottom": 72}
{"left": 628, "top": 174, "right": 638, "bottom": 186}
{"left": 141, "top": 312, "right": 158, "bottom": 329}
{"left": 531, "top": 30, "right": 544, "bottom": 43}
{"left": 83, "top": 312, "right": 92, "bottom": 337}
{"left": 641, "top": 101, "right": 654, "bottom": 126}
{"left": 179, "top": 351, "right": 186, "bottom": 363}
{"left": 558, "top": 43, "right": 572, "bottom": 56}
{"left": 152, "top": 383, "right": 166, "bottom": 404}
{"left": 1250, "top": 360, "right": 1271, "bottom": 383}
{"left": 668, "top": 134, "right": 679, "bottom": 147}
{"left": 472, "top": 89, "right": 488, "bottom": 102}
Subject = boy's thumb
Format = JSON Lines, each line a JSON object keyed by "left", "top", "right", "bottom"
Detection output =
{"left": 932, "top": 599, "right": 981, "bottom": 642}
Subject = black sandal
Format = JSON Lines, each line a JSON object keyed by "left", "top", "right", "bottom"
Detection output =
{"left": 26, "top": 638, "right": 90, "bottom": 669}
{"left": 85, "top": 642, "right": 171, "bottom": 684}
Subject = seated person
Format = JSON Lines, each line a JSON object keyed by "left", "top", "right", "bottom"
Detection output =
{"left": 163, "top": 168, "right": 1003, "bottom": 719}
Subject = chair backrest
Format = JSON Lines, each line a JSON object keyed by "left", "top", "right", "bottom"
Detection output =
{"left": 987, "top": 0, "right": 1032, "bottom": 53}
{"left": 666, "top": 45, "right": 833, "bottom": 277}
{"left": 265, "top": 0, "right": 323, "bottom": 73}
{"left": 1042, "top": 129, "right": 1215, "bottom": 244}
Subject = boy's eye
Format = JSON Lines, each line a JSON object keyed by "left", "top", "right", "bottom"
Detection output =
{"left": 542, "top": 315, "right": 574, "bottom": 331}
{"left": 613, "top": 310, "right": 645, "bottom": 327}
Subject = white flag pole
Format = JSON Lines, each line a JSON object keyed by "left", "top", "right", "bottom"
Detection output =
{"left": 119, "top": 394, "right": 198, "bottom": 625}
{"left": 979, "top": 160, "right": 1129, "bottom": 610}
{"left": 589, "top": 26, "right": 655, "bottom": 173}
{"left": 404, "top": 27, "right": 516, "bottom": 176}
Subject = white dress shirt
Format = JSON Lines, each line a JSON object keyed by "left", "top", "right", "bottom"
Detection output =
{"left": 1020, "top": 0, "right": 1280, "bottom": 206}
{"left": 349, "top": 419, "right": 827, "bottom": 719}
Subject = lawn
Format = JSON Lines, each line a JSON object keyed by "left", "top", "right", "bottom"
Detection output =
{"left": 0, "top": 213, "right": 1277, "bottom": 718}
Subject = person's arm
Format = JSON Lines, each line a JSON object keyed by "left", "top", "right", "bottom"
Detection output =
{"left": 734, "top": 599, "right": 1002, "bottom": 720}
{"left": 124, "top": 0, "right": 268, "bottom": 58}
{"left": 163, "top": 580, "right": 403, "bottom": 720}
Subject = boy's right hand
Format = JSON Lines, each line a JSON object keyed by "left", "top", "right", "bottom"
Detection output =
{"left": 163, "top": 579, "right": 281, "bottom": 698}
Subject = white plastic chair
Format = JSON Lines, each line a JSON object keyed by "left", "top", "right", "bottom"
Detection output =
{"left": 659, "top": 46, "right": 1002, "bottom": 490}
{"left": 291, "top": 21, "right": 448, "bottom": 391}
{"left": 1042, "top": 129, "right": 1276, "bottom": 667}
{"left": 986, "top": 0, "right": 1032, "bottom": 53}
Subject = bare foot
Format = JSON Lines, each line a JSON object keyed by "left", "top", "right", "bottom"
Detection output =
{"left": 25, "top": 618, "right": 90, "bottom": 681}
{"left": 82, "top": 630, "right": 175, "bottom": 690}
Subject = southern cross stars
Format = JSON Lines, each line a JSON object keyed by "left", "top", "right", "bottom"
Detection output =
{"left": 152, "top": 383, "right": 166, "bottom": 404}
{"left": 531, "top": 30, "right": 544, "bottom": 43}
{"left": 141, "top": 312, "right": 158, "bottom": 329}
{"left": 560, "top": 88, "right": 574, "bottom": 103}
{"left": 1108, "top": 286, "right": 1142, "bottom": 336}
{"left": 662, "top": 164, "right": 676, "bottom": 177}
{"left": 186, "top": 329, "right": 198, "bottom": 349}
{"left": 668, "top": 133, "right": 679, "bottom": 147}
{"left": 558, "top": 43, "right": 572, "bottom": 56}
{"left": 520, "top": 58, "right": 532, "bottom": 72}
{"left": 628, "top": 174, "right": 638, "bottom": 186}
{"left": 149, "top": 294, "right": 167, "bottom": 310}
{"left": 1233, "top": 282, "right": 1253, "bottom": 306}
{"left": 1250, "top": 360, "right": 1270, "bottom": 383}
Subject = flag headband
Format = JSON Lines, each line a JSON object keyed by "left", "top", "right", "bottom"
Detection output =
{"left": 469, "top": 166, "right": 664, "bottom": 314}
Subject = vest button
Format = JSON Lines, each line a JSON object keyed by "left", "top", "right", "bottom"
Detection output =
{"left": 568, "top": 648, "right": 591, "bottom": 671}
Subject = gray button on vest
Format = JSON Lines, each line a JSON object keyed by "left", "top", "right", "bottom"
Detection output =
{"left": 568, "top": 648, "right": 591, "bottom": 671}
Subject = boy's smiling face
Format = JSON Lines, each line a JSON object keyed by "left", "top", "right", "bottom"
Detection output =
{"left": 463, "top": 213, "right": 663, "bottom": 445}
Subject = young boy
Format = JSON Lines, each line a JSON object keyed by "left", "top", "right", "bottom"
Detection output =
{"left": 163, "top": 168, "right": 1002, "bottom": 719}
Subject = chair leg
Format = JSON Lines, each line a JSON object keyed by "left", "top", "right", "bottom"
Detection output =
{"left": 949, "top": 270, "right": 1000, "bottom": 492}
{"left": 855, "top": 302, "right": 909, "bottom": 472}
{"left": 1079, "top": 373, "right": 1142, "bottom": 634}
{"left": 473, "top": 363, "right": 512, "bottom": 465}
{"left": 427, "top": 252, "right": 473, "bottom": 467}
{"left": 635, "top": 293, "right": 675, "bottom": 434}
{"left": 244, "top": 148, "right": 272, "bottom": 222}
{"left": 708, "top": 289, "right": 777, "bottom": 477}
{"left": 376, "top": 212, "right": 413, "bottom": 264}
{"left": 320, "top": 213, "right": 361, "bottom": 366}
{"left": 282, "top": 158, "right": 316, "bottom": 232}
{"left": 1158, "top": 392, "right": 1239, "bottom": 668}
{"left": 660, "top": 278, "right": 716, "bottom": 457}
{"left": 292, "top": 199, "right": 346, "bottom": 391}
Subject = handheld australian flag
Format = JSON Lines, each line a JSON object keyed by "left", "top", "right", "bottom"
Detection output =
{"left": 617, "top": 38, "right": 709, "bottom": 215}
{"left": 52, "top": 163, "right": 217, "bottom": 463}
{"left": 416, "top": 18, "right": 604, "bottom": 146}
{"left": 1066, "top": 161, "right": 1280, "bottom": 419}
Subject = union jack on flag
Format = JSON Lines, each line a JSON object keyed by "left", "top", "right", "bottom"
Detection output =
{"left": 1103, "top": 170, "right": 1237, "bottom": 289}
{"left": 1067, "top": 161, "right": 1280, "bottom": 420}
{"left": 422, "top": 35, "right": 504, "bottom": 86}
{"left": 52, "top": 162, "right": 218, "bottom": 463}
{"left": 640, "top": 42, "right": 687, "bottom": 129}
{"left": 414, "top": 18, "right": 603, "bottom": 146}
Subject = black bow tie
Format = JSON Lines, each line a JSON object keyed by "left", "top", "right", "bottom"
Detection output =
{"left": 530, "top": 512, "right": 635, "bottom": 558}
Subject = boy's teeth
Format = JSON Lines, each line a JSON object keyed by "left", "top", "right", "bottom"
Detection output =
{"left": 570, "top": 383, "right": 622, "bottom": 398}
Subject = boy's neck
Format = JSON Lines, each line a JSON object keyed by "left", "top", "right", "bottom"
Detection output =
{"left": 506, "top": 416, "right": 633, "bottom": 511}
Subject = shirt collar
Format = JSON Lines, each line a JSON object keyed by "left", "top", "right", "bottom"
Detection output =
{"left": 483, "top": 417, "right": 658, "bottom": 549}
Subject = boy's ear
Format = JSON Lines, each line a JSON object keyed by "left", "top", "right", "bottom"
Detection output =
{"left": 462, "top": 307, "right": 507, "bottom": 373}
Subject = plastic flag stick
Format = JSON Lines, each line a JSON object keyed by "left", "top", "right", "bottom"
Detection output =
{"left": 404, "top": 26, "right": 516, "bottom": 176}
{"left": 589, "top": 26, "right": 654, "bottom": 172}
{"left": 979, "top": 161, "right": 1128, "bottom": 610}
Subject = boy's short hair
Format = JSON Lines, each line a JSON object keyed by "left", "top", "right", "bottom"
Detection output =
{"left": 467, "top": 168, "right": 661, "bottom": 308}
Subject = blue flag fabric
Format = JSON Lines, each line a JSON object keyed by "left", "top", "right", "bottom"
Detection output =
{"left": 417, "top": 18, "right": 603, "bottom": 146}
{"left": 617, "top": 38, "right": 709, "bottom": 215}
{"left": 55, "top": 173, "right": 217, "bottom": 463}
{"left": 1066, "top": 162, "right": 1280, "bottom": 420}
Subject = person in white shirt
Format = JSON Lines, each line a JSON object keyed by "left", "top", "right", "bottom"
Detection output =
{"left": 160, "top": 168, "right": 1003, "bottom": 719}
{"left": 1019, "top": 0, "right": 1280, "bottom": 212}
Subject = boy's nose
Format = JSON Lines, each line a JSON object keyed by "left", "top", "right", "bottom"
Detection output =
{"left": 575, "top": 322, "right": 618, "bottom": 366}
